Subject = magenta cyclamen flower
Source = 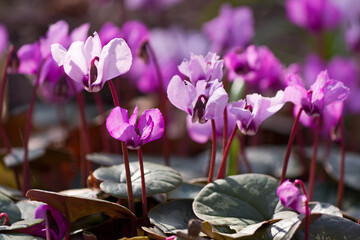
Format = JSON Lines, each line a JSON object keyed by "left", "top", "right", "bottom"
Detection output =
{"left": 285, "top": 0, "right": 341, "bottom": 33}
{"left": 277, "top": 180, "right": 309, "bottom": 215}
{"left": 106, "top": 106, "right": 164, "bottom": 149}
{"left": 51, "top": 32, "right": 132, "bottom": 92}
{"left": 34, "top": 204, "right": 68, "bottom": 240}
{"left": 230, "top": 91, "right": 285, "bottom": 135}
{"left": 224, "top": 45, "right": 284, "bottom": 92}
{"left": 203, "top": 3, "right": 254, "bottom": 53}
{"left": 284, "top": 71, "right": 350, "bottom": 117}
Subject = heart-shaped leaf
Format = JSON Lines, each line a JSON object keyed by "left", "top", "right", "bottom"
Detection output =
{"left": 93, "top": 162, "right": 182, "bottom": 198}
{"left": 0, "top": 219, "right": 44, "bottom": 231}
{"left": 26, "top": 189, "right": 136, "bottom": 223}
{"left": 149, "top": 199, "right": 198, "bottom": 234}
{"left": 292, "top": 213, "right": 360, "bottom": 239}
{"left": 16, "top": 200, "right": 43, "bottom": 220}
{"left": 0, "top": 185, "right": 23, "bottom": 201}
{"left": 0, "top": 192, "right": 21, "bottom": 224}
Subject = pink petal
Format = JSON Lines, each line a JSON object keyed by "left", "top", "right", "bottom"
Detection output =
{"left": 96, "top": 38, "right": 132, "bottom": 85}
{"left": 62, "top": 41, "right": 88, "bottom": 83}
{"left": 129, "top": 105, "right": 139, "bottom": 126}
{"left": 167, "top": 75, "right": 196, "bottom": 115}
{"left": 205, "top": 80, "right": 228, "bottom": 120}
{"left": 51, "top": 43, "right": 67, "bottom": 66}
{"left": 70, "top": 23, "right": 90, "bottom": 43}
{"left": 138, "top": 108, "right": 164, "bottom": 143}
{"left": 186, "top": 115, "right": 212, "bottom": 143}
{"left": 84, "top": 32, "right": 102, "bottom": 65}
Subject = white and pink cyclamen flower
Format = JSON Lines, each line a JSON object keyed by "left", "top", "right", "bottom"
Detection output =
{"left": 51, "top": 32, "right": 132, "bottom": 92}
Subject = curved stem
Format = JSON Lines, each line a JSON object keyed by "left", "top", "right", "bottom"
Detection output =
{"left": 207, "top": 120, "right": 217, "bottom": 183}
{"left": 0, "top": 212, "right": 10, "bottom": 226}
{"left": 137, "top": 148, "right": 148, "bottom": 219}
{"left": 145, "top": 42, "right": 170, "bottom": 166}
{"left": 280, "top": 107, "right": 303, "bottom": 183}
{"left": 217, "top": 126, "right": 237, "bottom": 179}
{"left": 294, "top": 179, "right": 309, "bottom": 240}
{"left": 222, "top": 107, "right": 228, "bottom": 155}
{"left": 108, "top": 80, "right": 135, "bottom": 213}
{"left": 337, "top": 117, "right": 345, "bottom": 209}
{"left": 45, "top": 210, "right": 52, "bottom": 240}
{"left": 308, "top": 116, "right": 321, "bottom": 201}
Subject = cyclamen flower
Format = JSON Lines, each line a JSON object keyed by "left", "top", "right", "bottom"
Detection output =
{"left": 284, "top": 71, "right": 350, "bottom": 117}
{"left": 178, "top": 52, "right": 224, "bottom": 84}
{"left": 285, "top": 0, "right": 341, "bottom": 33}
{"left": 203, "top": 3, "right": 254, "bottom": 53}
{"left": 34, "top": 204, "right": 68, "bottom": 240}
{"left": 277, "top": 180, "right": 309, "bottom": 215}
{"left": 167, "top": 76, "right": 228, "bottom": 124}
{"left": 51, "top": 32, "right": 132, "bottom": 92}
{"left": 230, "top": 91, "right": 285, "bottom": 135}
{"left": 224, "top": 45, "right": 284, "bottom": 93}
{"left": 99, "top": 22, "right": 121, "bottom": 46}
{"left": 106, "top": 106, "right": 164, "bottom": 149}
{"left": 186, "top": 104, "right": 236, "bottom": 143}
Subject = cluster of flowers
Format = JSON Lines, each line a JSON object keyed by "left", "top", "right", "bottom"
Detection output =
{"left": 0, "top": 0, "right": 359, "bottom": 238}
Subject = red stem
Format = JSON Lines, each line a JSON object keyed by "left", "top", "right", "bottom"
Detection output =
{"left": 45, "top": 210, "right": 52, "bottom": 240}
{"left": 121, "top": 142, "right": 135, "bottom": 213}
{"left": 0, "top": 212, "right": 10, "bottom": 226}
{"left": 93, "top": 92, "right": 111, "bottom": 153}
{"left": 207, "top": 120, "right": 217, "bottom": 183}
{"left": 146, "top": 43, "right": 170, "bottom": 166}
{"left": 308, "top": 117, "right": 321, "bottom": 201}
{"left": 0, "top": 46, "right": 14, "bottom": 153}
{"left": 22, "top": 60, "right": 45, "bottom": 195}
{"left": 217, "top": 125, "right": 237, "bottom": 179}
{"left": 108, "top": 80, "right": 135, "bottom": 213}
{"left": 337, "top": 117, "right": 345, "bottom": 209}
{"left": 280, "top": 107, "right": 303, "bottom": 183}
{"left": 137, "top": 148, "right": 148, "bottom": 219}
{"left": 294, "top": 179, "right": 309, "bottom": 240}
{"left": 222, "top": 107, "right": 228, "bottom": 155}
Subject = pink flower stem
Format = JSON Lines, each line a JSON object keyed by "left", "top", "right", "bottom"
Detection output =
{"left": 69, "top": 80, "right": 92, "bottom": 187}
{"left": 337, "top": 116, "right": 345, "bottom": 209}
{"left": 108, "top": 80, "right": 135, "bottom": 213}
{"left": 222, "top": 107, "right": 228, "bottom": 155}
{"left": 308, "top": 116, "right": 321, "bottom": 201}
{"left": 0, "top": 46, "right": 14, "bottom": 153}
{"left": 217, "top": 125, "right": 237, "bottom": 179}
{"left": 146, "top": 42, "right": 170, "bottom": 166}
{"left": 22, "top": 60, "right": 45, "bottom": 196}
{"left": 45, "top": 209, "right": 52, "bottom": 240}
{"left": 280, "top": 107, "right": 303, "bottom": 183}
{"left": 207, "top": 120, "right": 217, "bottom": 183}
{"left": 137, "top": 148, "right": 148, "bottom": 220}
{"left": 294, "top": 179, "right": 310, "bottom": 240}
{"left": 93, "top": 92, "right": 111, "bottom": 153}
{"left": 0, "top": 212, "right": 10, "bottom": 226}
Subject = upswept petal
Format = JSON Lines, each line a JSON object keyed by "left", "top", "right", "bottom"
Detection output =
{"left": 167, "top": 75, "right": 195, "bottom": 115}
{"left": 62, "top": 41, "right": 88, "bottom": 83}
{"left": 230, "top": 100, "right": 253, "bottom": 131}
{"left": 84, "top": 32, "right": 102, "bottom": 66}
{"left": 70, "top": 23, "right": 90, "bottom": 43}
{"left": 250, "top": 90, "right": 285, "bottom": 125}
{"left": 138, "top": 108, "right": 164, "bottom": 143}
{"left": 323, "top": 80, "right": 350, "bottom": 107}
{"left": 289, "top": 194, "right": 308, "bottom": 215}
{"left": 178, "top": 58, "right": 191, "bottom": 79}
{"left": 106, "top": 106, "right": 130, "bottom": 127}
{"left": 205, "top": 81, "right": 228, "bottom": 120}
{"left": 189, "top": 54, "right": 206, "bottom": 83}
{"left": 139, "top": 116, "right": 154, "bottom": 145}
{"left": 284, "top": 75, "right": 309, "bottom": 108}
{"left": 186, "top": 115, "right": 212, "bottom": 143}
{"left": 129, "top": 105, "right": 139, "bottom": 126}
{"left": 96, "top": 38, "right": 132, "bottom": 85}
{"left": 51, "top": 43, "right": 67, "bottom": 67}
{"left": 18, "top": 42, "right": 42, "bottom": 75}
